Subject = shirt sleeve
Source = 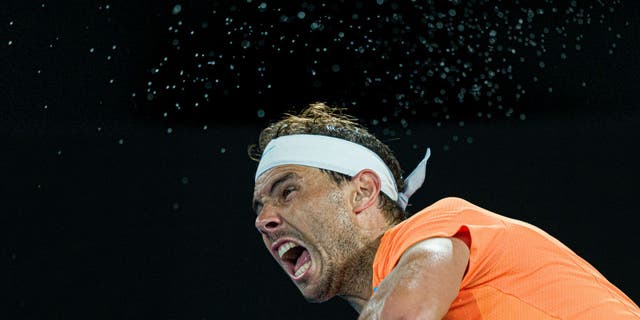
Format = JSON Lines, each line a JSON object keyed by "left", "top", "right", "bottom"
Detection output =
{"left": 372, "top": 197, "right": 508, "bottom": 291}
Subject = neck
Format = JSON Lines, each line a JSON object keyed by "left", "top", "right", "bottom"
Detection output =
{"left": 337, "top": 235, "right": 383, "bottom": 313}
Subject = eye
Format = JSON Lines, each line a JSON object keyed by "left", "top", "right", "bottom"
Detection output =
{"left": 282, "top": 186, "right": 296, "bottom": 199}
{"left": 253, "top": 202, "right": 263, "bottom": 216}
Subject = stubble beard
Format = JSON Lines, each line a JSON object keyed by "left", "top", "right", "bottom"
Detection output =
{"left": 306, "top": 200, "right": 377, "bottom": 303}
{"left": 303, "top": 230, "right": 375, "bottom": 304}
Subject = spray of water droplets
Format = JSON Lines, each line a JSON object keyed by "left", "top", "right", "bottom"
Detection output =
{"left": 138, "top": 0, "right": 627, "bottom": 127}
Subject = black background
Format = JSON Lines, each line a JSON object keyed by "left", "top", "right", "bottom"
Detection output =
{"left": 3, "top": 1, "right": 640, "bottom": 319}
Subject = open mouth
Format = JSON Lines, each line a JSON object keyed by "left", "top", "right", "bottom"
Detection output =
{"left": 277, "top": 241, "right": 312, "bottom": 279}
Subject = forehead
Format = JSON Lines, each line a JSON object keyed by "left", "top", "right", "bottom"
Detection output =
{"left": 253, "top": 164, "right": 317, "bottom": 193}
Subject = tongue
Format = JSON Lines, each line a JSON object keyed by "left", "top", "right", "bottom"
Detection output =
{"left": 294, "top": 249, "right": 311, "bottom": 272}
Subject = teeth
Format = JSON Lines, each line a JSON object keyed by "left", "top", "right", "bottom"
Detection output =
{"left": 278, "top": 242, "right": 297, "bottom": 258}
{"left": 294, "top": 260, "right": 311, "bottom": 277}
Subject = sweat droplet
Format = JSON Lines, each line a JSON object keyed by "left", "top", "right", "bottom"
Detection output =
{"left": 172, "top": 4, "right": 182, "bottom": 15}
{"left": 137, "top": 0, "right": 625, "bottom": 127}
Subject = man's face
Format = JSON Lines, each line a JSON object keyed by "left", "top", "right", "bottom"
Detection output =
{"left": 253, "top": 165, "right": 365, "bottom": 302}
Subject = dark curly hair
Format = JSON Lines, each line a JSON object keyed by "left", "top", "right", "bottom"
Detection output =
{"left": 248, "top": 102, "right": 407, "bottom": 224}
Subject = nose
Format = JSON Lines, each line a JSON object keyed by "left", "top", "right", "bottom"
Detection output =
{"left": 255, "top": 205, "right": 283, "bottom": 235}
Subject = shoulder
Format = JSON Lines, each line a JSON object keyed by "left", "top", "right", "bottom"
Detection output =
{"left": 423, "top": 196, "right": 478, "bottom": 212}
{"left": 374, "top": 198, "right": 475, "bottom": 274}
{"left": 401, "top": 196, "right": 482, "bottom": 226}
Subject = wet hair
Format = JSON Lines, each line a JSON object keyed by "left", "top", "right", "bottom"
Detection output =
{"left": 248, "top": 102, "right": 407, "bottom": 224}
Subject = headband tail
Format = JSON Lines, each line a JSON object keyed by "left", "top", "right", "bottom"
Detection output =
{"left": 397, "top": 148, "right": 431, "bottom": 210}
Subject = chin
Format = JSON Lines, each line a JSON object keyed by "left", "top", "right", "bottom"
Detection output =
{"left": 299, "top": 285, "right": 333, "bottom": 303}
{"left": 302, "top": 293, "right": 331, "bottom": 304}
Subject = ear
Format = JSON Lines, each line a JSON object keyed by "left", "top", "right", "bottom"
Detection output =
{"left": 351, "top": 169, "right": 382, "bottom": 214}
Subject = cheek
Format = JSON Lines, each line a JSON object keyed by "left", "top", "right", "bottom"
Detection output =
{"left": 309, "top": 197, "right": 354, "bottom": 245}
{"left": 295, "top": 190, "right": 352, "bottom": 242}
{"left": 327, "top": 191, "right": 353, "bottom": 226}
{"left": 328, "top": 190, "right": 344, "bottom": 202}
{"left": 305, "top": 195, "right": 348, "bottom": 227}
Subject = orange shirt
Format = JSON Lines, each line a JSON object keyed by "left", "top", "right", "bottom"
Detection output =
{"left": 372, "top": 197, "right": 640, "bottom": 319}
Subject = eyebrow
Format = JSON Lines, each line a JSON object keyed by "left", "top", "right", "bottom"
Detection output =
{"left": 252, "top": 172, "right": 295, "bottom": 214}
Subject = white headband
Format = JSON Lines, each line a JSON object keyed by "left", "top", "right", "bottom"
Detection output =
{"left": 254, "top": 134, "right": 431, "bottom": 210}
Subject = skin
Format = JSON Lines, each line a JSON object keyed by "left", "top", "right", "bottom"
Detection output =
{"left": 253, "top": 164, "right": 470, "bottom": 318}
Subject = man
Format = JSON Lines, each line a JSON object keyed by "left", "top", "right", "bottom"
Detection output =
{"left": 249, "top": 102, "right": 640, "bottom": 319}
